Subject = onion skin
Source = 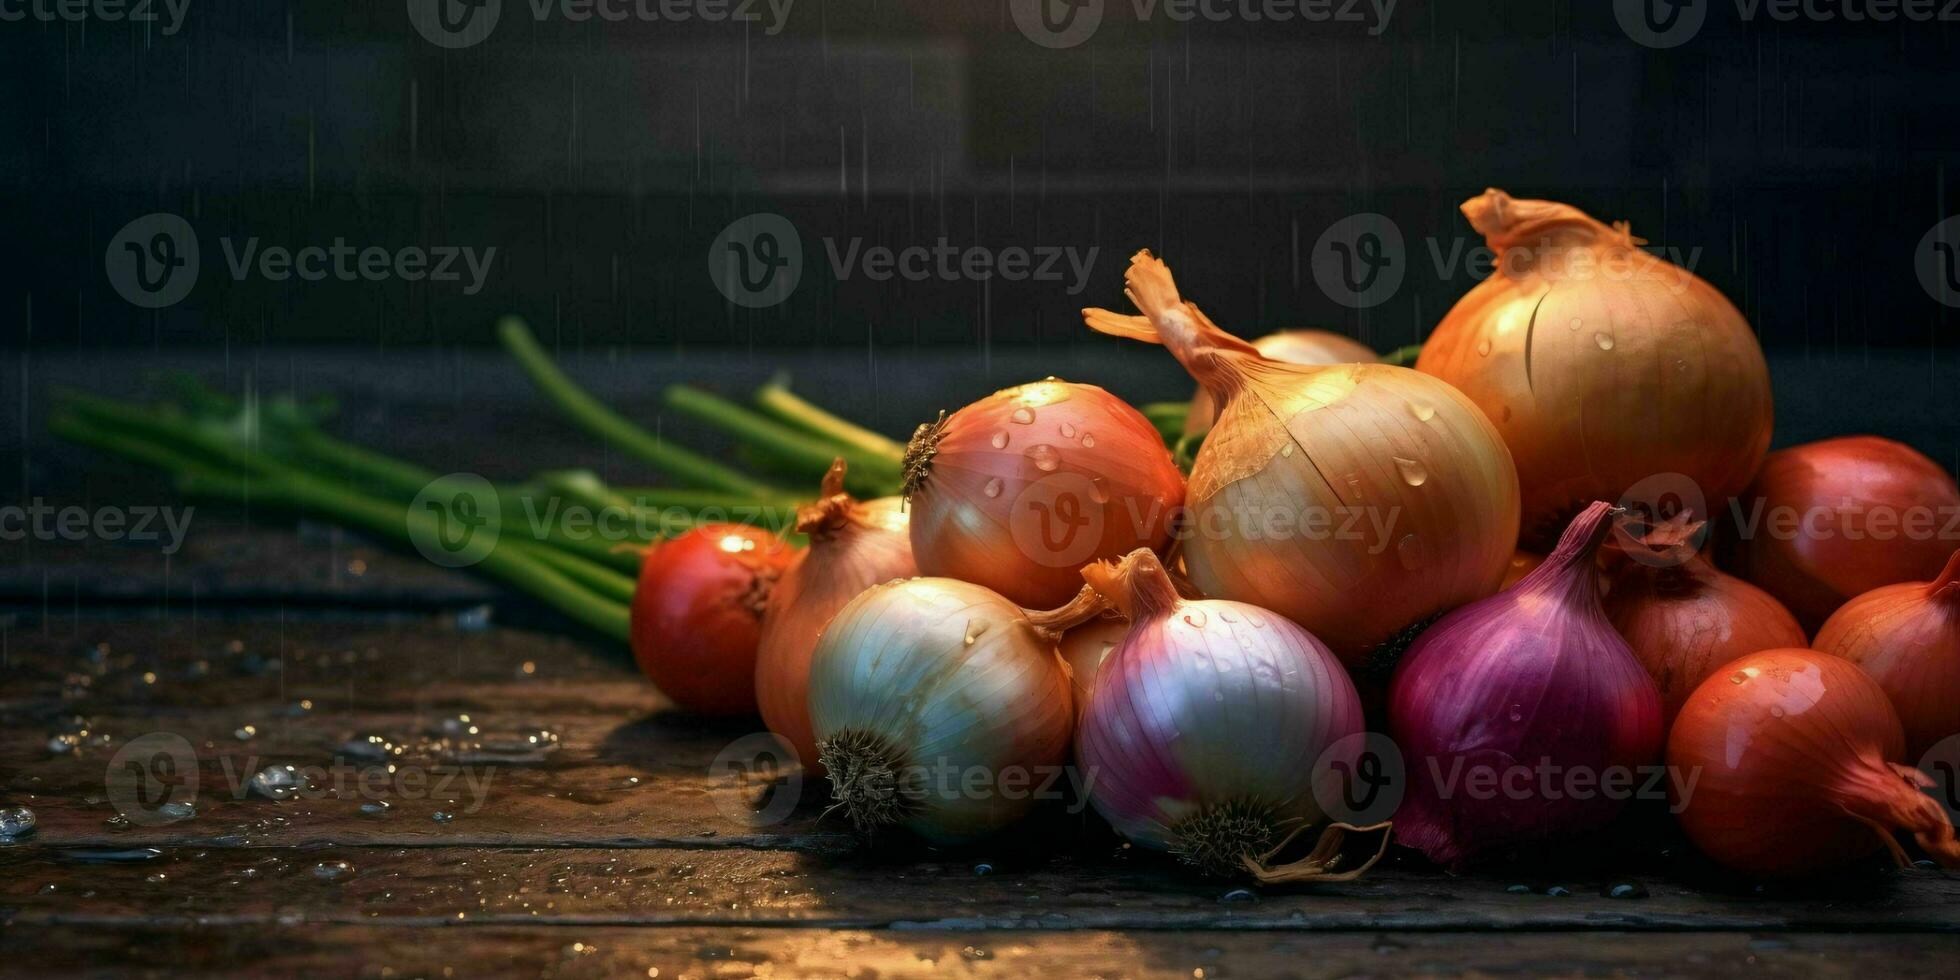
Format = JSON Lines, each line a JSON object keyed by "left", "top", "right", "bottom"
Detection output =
{"left": 1416, "top": 189, "right": 1773, "bottom": 548}
{"left": 755, "top": 463, "right": 917, "bottom": 770}
{"left": 1729, "top": 436, "right": 1960, "bottom": 631}
{"left": 805, "top": 578, "right": 1076, "bottom": 844}
{"left": 630, "top": 524, "right": 795, "bottom": 716}
{"left": 1388, "top": 501, "right": 1663, "bottom": 870}
{"left": 1084, "top": 251, "right": 1520, "bottom": 670}
{"left": 1668, "top": 648, "right": 1960, "bottom": 877}
{"left": 1185, "top": 330, "right": 1379, "bottom": 437}
{"left": 904, "top": 379, "right": 1186, "bottom": 610}
{"left": 1058, "top": 612, "right": 1129, "bottom": 715}
{"left": 1813, "top": 551, "right": 1960, "bottom": 759}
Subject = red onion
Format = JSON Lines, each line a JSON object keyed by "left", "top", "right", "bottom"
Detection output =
{"left": 1388, "top": 501, "right": 1663, "bottom": 869}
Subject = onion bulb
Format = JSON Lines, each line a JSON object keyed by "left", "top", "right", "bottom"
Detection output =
{"left": 1074, "top": 549, "right": 1380, "bottom": 880}
{"left": 1416, "top": 189, "right": 1774, "bottom": 548}
{"left": 806, "top": 578, "right": 1089, "bottom": 843}
{"left": 1729, "top": 436, "right": 1960, "bottom": 631}
{"left": 1389, "top": 502, "right": 1663, "bottom": 869}
{"left": 1057, "top": 612, "right": 1128, "bottom": 713}
{"left": 1602, "top": 514, "right": 1808, "bottom": 725}
{"left": 755, "top": 461, "right": 917, "bottom": 770}
{"left": 1668, "top": 648, "right": 1960, "bottom": 877}
{"left": 1184, "top": 330, "right": 1379, "bottom": 437}
{"left": 1814, "top": 550, "right": 1960, "bottom": 759}
{"left": 903, "top": 379, "right": 1186, "bottom": 610}
{"left": 630, "top": 524, "right": 795, "bottom": 716}
{"left": 1083, "top": 250, "right": 1519, "bottom": 673}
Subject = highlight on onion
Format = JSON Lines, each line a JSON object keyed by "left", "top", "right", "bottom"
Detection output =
{"left": 1415, "top": 189, "right": 1774, "bottom": 548}
{"left": 1602, "top": 514, "right": 1808, "bottom": 725}
{"left": 805, "top": 577, "right": 1091, "bottom": 843}
{"left": 1083, "top": 250, "right": 1520, "bottom": 673}
{"left": 755, "top": 461, "right": 917, "bottom": 770}
{"left": 1184, "top": 330, "right": 1380, "bottom": 438}
{"left": 630, "top": 524, "right": 796, "bottom": 716}
{"left": 1388, "top": 502, "right": 1663, "bottom": 870}
{"left": 1073, "top": 549, "right": 1382, "bottom": 880}
{"left": 1668, "top": 648, "right": 1960, "bottom": 877}
{"left": 902, "top": 378, "right": 1186, "bottom": 610}
{"left": 1728, "top": 436, "right": 1960, "bottom": 631}
{"left": 1813, "top": 550, "right": 1960, "bottom": 759}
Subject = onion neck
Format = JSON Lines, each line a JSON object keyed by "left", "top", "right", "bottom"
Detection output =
{"left": 1462, "top": 189, "right": 1641, "bottom": 257}
{"left": 1081, "top": 548, "right": 1183, "bottom": 623}
{"left": 1832, "top": 757, "right": 1960, "bottom": 870}
{"left": 1928, "top": 549, "right": 1960, "bottom": 604}
{"left": 1026, "top": 584, "right": 1118, "bottom": 639}
{"left": 796, "top": 459, "right": 859, "bottom": 541}
{"left": 1520, "top": 500, "right": 1617, "bottom": 597}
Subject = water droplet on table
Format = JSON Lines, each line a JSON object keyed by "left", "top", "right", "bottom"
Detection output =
{"left": 360, "top": 801, "right": 392, "bottom": 817}
{"left": 313, "top": 860, "right": 354, "bottom": 881}
{"left": 250, "top": 765, "right": 306, "bottom": 801}
{"left": 155, "top": 801, "right": 197, "bottom": 824}
{"left": 0, "top": 806, "right": 36, "bottom": 840}
{"left": 1219, "top": 888, "right": 1256, "bottom": 903}
{"left": 1605, "top": 880, "right": 1648, "bottom": 899}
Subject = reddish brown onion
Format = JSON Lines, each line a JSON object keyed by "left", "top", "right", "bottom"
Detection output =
{"left": 1814, "top": 550, "right": 1960, "bottom": 759}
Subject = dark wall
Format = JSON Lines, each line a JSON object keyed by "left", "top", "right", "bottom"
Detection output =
{"left": 3, "top": 0, "right": 1957, "bottom": 351}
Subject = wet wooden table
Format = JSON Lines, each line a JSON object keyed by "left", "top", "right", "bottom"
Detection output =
{"left": 3, "top": 351, "right": 1959, "bottom": 978}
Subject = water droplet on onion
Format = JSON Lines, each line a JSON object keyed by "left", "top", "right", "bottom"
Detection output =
{"left": 1594, "top": 332, "right": 1616, "bottom": 351}
{"left": 983, "top": 478, "right": 1003, "bottom": 498}
{"left": 1396, "top": 534, "right": 1430, "bottom": 571}
{"left": 1026, "top": 445, "right": 1061, "bottom": 472}
{"left": 1060, "top": 422, "right": 1077, "bottom": 438}
{"left": 1080, "top": 433, "right": 1095, "bottom": 448}
{"left": 1009, "top": 407, "right": 1036, "bottom": 425}
{"left": 1183, "top": 610, "right": 1208, "bottom": 629}
{"left": 1409, "top": 401, "right": 1435, "bottom": 422}
{"left": 991, "top": 430, "right": 1009, "bottom": 450}
{"left": 1477, "top": 338, "right": 1493, "bottom": 356}
{"left": 1393, "top": 456, "right": 1428, "bottom": 487}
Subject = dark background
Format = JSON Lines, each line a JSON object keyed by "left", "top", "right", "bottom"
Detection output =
{"left": 2, "top": 0, "right": 1957, "bottom": 356}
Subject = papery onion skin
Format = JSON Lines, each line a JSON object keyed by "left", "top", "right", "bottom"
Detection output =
{"left": 1416, "top": 189, "right": 1773, "bottom": 548}
{"left": 1668, "top": 648, "right": 1960, "bottom": 877}
{"left": 756, "top": 462, "right": 917, "bottom": 770}
{"left": 1084, "top": 251, "right": 1520, "bottom": 670}
{"left": 631, "top": 524, "right": 795, "bottom": 716}
{"left": 805, "top": 578, "right": 1075, "bottom": 844}
{"left": 1388, "top": 501, "right": 1662, "bottom": 870}
{"left": 1058, "top": 612, "right": 1129, "bottom": 715}
{"left": 904, "top": 379, "right": 1186, "bottom": 610}
{"left": 1813, "top": 551, "right": 1960, "bottom": 759}
{"left": 1185, "top": 330, "right": 1379, "bottom": 437}
{"left": 1074, "top": 550, "right": 1365, "bottom": 877}
{"left": 1729, "top": 436, "right": 1960, "bottom": 631}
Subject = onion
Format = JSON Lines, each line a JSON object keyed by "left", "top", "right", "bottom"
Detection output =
{"left": 1814, "top": 550, "right": 1960, "bottom": 759}
{"left": 1388, "top": 501, "right": 1663, "bottom": 869}
{"left": 630, "top": 524, "right": 795, "bottom": 716}
{"left": 806, "top": 577, "right": 1089, "bottom": 843}
{"left": 1057, "top": 612, "right": 1128, "bottom": 714}
{"left": 1083, "top": 250, "right": 1520, "bottom": 673}
{"left": 1602, "top": 515, "right": 1808, "bottom": 725}
{"left": 1073, "top": 549, "right": 1381, "bottom": 880}
{"left": 1416, "top": 189, "right": 1774, "bottom": 548}
{"left": 1668, "top": 648, "right": 1960, "bottom": 877}
{"left": 1729, "top": 436, "right": 1960, "bottom": 631}
{"left": 1184, "top": 330, "right": 1379, "bottom": 437}
{"left": 902, "top": 379, "right": 1186, "bottom": 610}
{"left": 755, "top": 461, "right": 917, "bottom": 770}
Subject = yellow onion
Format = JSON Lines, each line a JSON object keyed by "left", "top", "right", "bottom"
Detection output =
{"left": 755, "top": 461, "right": 917, "bottom": 771}
{"left": 806, "top": 578, "right": 1090, "bottom": 843}
{"left": 1184, "top": 330, "right": 1379, "bottom": 437}
{"left": 1083, "top": 250, "right": 1520, "bottom": 675}
{"left": 1416, "top": 189, "right": 1773, "bottom": 548}
{"left": 1814, "top": 550, "right": 1960, "bottom": 759}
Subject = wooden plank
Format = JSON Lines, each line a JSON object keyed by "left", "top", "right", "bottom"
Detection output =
{"left": 1, "top": 925, "right": 1956, "bottom": 980}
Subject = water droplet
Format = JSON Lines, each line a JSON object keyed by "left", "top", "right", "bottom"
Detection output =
{"left": 1568, "top": 317, "right": 1583, "bottom": 331}
{"left": 46, "top": 733, "right": 81, "bottom": 755}
{"left": 234, "top": 725, "right": 257, "bottom": 741}
{"left": 154, "top": 801, "right": 196, "bottom": 824}
{"left": 1507, "top": 706, "right": 1523, "bottom": 722}
{"left": 1505, "top": 884, "right": 1532, "bottom": 894}
{"left": 1026, "top": 445, "right": 1061, "bottom": 472}
{"left": 1476, "top": 337, "right": 1493, "bottom": 356}
{"left": 983, "top": 478, "right": 1003, "bottom": 498}
{"left": 1396, "top": 534, "right": 1430, "bottom": 571}
{"left": 339, "top": 735, "right": 403, "bottom": 762}
{"left": 1280, "top": 443, "right": 1295, "bottom": 458}
{"left": 145, "top": 873, "right": 168, "bottom": 884}
{"left": 1080, "top": 433, "right": 1096, "bottom": 448}
{"left": 1605, "top": 881, "right": 1648, "bottom": 900}
{"left": 313, "top": 860, "right": 354, "bottom": 881}
{"left": 0, "top": 807, "right": 36, "bottom": 839}
{"left": 1220, "top": 888, "right": 1257, "bottom": 903}
{"left": 104, "top": 814, "right": 130, "bottom": 829}
{"left": 1594, "top": 332, "right": 1616, "bottom": 351}
{"left": 1392, "top": 456, "right": 1427, "bottom": 487}
{"left": 1060, "top": 422, "right": 1077, "bottom": 438}
{"left": 972, "top": 863, "right": 994, "bottom": 876}
{"left": 1409, "top": 401, "right": 1435, "bottom": 422}
{"left": 1768, "top": 705, "right": 1785, "bottom": 719}
{"left": 1216, "top": 609, "right": 1238, "bottom": 624}
{"left": 1544, "top": 885, "right": 1572, "bottom": 897}
{"left": 1729, "top": 671, "right": 1748, "bottom": 685}
{"left": 1182, "top": 610, "right": 1208, "bottom": 629}
{"left": 57, "top": 846, "right": 162, "bottom": 863}
{"left": 359, "top": 801, "right": 392, "bottom": 817}
{"left": 250, "top": 765, "right": 306, "bottom": 801}
{"left": 1089, "top": 478, "right": 1110, "bottom": 504}
{"left": 991, "top": 430, "right": 1010, "bottom": 450}
{"left": 1500, "top": 404, "right": 1513, "bottom": 422}
{"left": 432, "top": 811, "right": 455, "bottom": 823}
{"left": 1009, "top": 407, "right": 1036, "bottom": 425}
{"left": 961, "top": 946, "right": 993, "bottom": 962}
{"left": 964, "top": 621, "right": 990, "bottom": 646}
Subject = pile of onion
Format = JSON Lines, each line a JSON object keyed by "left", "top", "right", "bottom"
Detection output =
{"left": 1668, "top": 648, "right": 1960, "bottom": 877}
{"left": 1084, "top": 250, "right": 1519, "bottom": 672}
{"left": 1416, "top": 189, "right": 1774, "bottom": 548}
{"left": 755, "top": 461, "right": 917, "bottom": 770}
{"left": 1813, "top": 550, "right": 1960, "bottom": 759}
{"left": 630, "top": 524, "right": 795, "bottom": 716}
{"left": 804, "top": 578, "right": 1090, "bottom": 843}
{"left": 1602, "top": 514, "right": 1807, "bottom": 724}
{"left": 1183, "top": 330, "right": 1379, "bottom": 437}
{"left": 1728, "top": 436, "right": 1960, "bottom": 631}
{"left": 902, "top": 378, "right": 1186, "bottom": 610}
{"left": 1074, "top": 549, "right": 1383, "bottom": 880}
{"left": 1389, "top": 502, "right": 1662, "bottom": 869}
